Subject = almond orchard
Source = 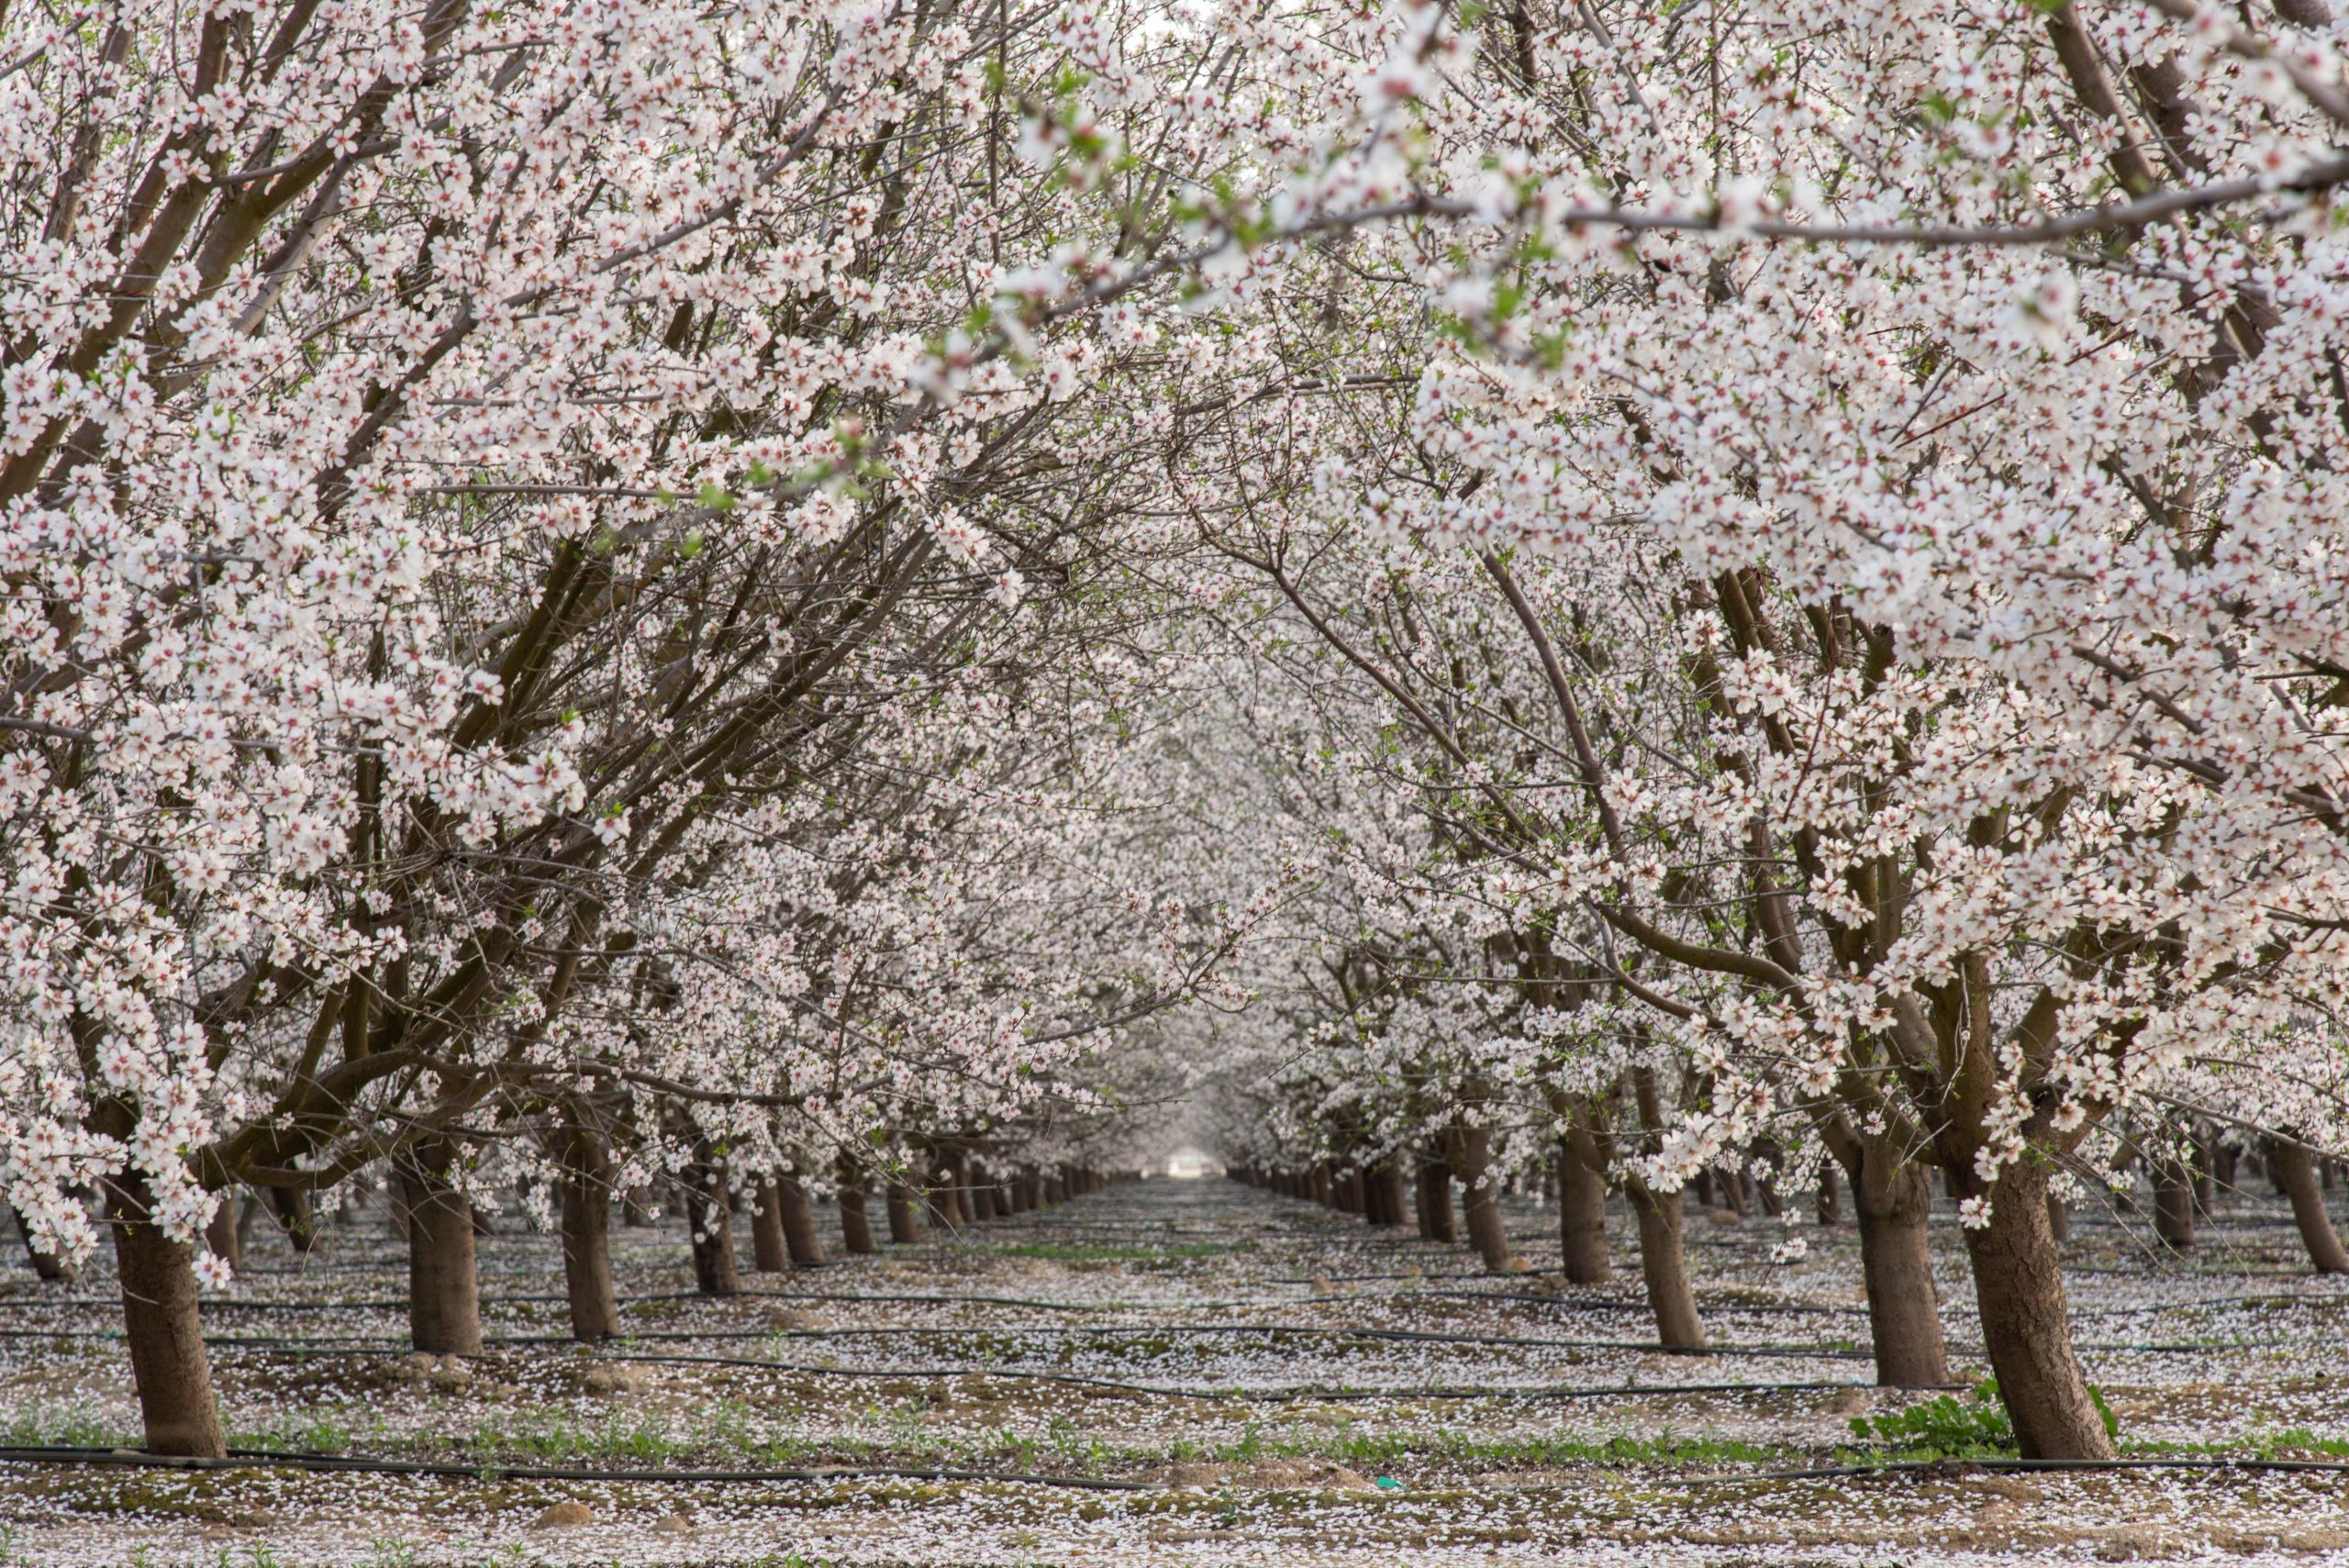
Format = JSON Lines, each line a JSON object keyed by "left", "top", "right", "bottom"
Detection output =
{"left": 0, "top": 0, "right": 2347, "bottom": 1562}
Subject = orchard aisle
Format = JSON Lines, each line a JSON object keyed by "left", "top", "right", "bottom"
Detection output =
{"left": 0, "top": 1179, "right": 2344, "bottom": 1565}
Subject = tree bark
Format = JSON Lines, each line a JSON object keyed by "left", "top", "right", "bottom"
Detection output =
{"left": 1628, "top": 1180, "right": 1705, "bottom": 1350}
{"left": 557, "top": 1124, "right": 620, "bottom": 1340}
{"left": 751, "top": 1181, "right": 792, "bottom": 1273}
{"left": 683, "top": 1152, "right": 742, "bottom": 1296}
{"left": 269, "top": 1184, "right": 319, "bottom": 1255}
{"left": 110, "top": 1180, "right": 226, "bottom": 1457}
{"left": 396, "top": 1138, "right": 483, "bottom": 1354}
{"left": 2270, "top": 1139, "right": 2349, "bottom": 1273}
{"left": 2154, "top": 1152, "right": 2196, "bottom": 1250}
{"left": 1415, "top": 1156, "right": 1456, "bottom": 1242}
{"left": 839, "top": 1174, "right": 876, "bottom": 1253}
{"left": 1450, "top": 1128, "right": 1512, "bottom": 1272}
{"left": 2046, "top": 1191, "right": 2070, "bottom": 1245}
{"left": 11, "top": 1203, "right": 75, "bottom": 1282}
{"left": 1557, "top": 1127, "right": 1613, "bottom": 1286}
{"left": 885, "top": 1181, "right": 922, "bottom": 1242}
{"left": 777, "top": 1173, "right": 827, "bottom": 1264}
{"left": 203, "top": 1194, "right": 241, "bottom": 1274}
{"left": 1849, "top": 1153, "right": 1950, "bottom": 1388}
{"left": 1957, "top": 1162, "right": 2113, "bottom": 1459}
{"left": 1816, "top": 1163, "right": 1841, "bottom": 1226}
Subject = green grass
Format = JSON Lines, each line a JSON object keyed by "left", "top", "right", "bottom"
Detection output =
{"left": 0, "top": 1403, "right": 121, "bottom": 1448}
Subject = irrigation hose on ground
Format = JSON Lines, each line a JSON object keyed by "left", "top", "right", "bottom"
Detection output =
{"left": 0, "top": 1444, "right": 1150, "bottom": 1491}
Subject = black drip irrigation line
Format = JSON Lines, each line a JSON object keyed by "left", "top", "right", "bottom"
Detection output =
{"left": 1667, "top": 1456, "right": 2349, "bottom": 1485}
{"left": 0, "top": 1444, "right": 1147, "bottom": 1492}
{"left": 594, "top": 1352, "right": 1955, "bottom": 1405}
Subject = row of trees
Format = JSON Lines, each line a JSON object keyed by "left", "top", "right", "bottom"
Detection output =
{"left": 6, "top": 0, "right": 2349, "bottom": 1466}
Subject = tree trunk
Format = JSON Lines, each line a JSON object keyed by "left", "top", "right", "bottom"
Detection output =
{"left": 1957, "top": 1162, "right": 2113, "bottom": 1459}
{"left": 1850, "top": 1153, "right": 1950, "bottom": 1388}
{"left": 2271, "top": 1139, "right": 2349, "bottom": 1273}
{"left": 1816, "top": 1163, "right": 1842, "bottom": 1226}
{"left": 683, "top": 1153, "right": 742, "bottom": 1296}
{"left": 269, "top": 1184, "right": 319, "bottom": 1255}
{"left": 885, "top": 1182, "right": 922, "bottom": 1243}
{"left": 110, "top": 1180, "right": 226, "bottom": 1457}
{"left": 1557, "top": 1129, "right": 1613, "bottom": 1286}
{"left": 2154, "top": 1153, "right": 2196, "bottom": 1250}
{"left": 2045, "top": 1191, "right": 2070, "bottom": 1245}
{"left": 1628, "top": 1181, "right": 1705, "bottom": 1349}
{"left": 1415, "top": 1157, "right": 1456, "bottom": 1242}
{"left": 1450, "top": 1129, "right": 1512, "bottom": 1272}
{"left": 396, "top": 1139, "right": 483, "bottom": 1354}
{"left": 751, "top": 1181, "right": 792, "bottom": 1273}
{"left": 9, "top": 1204, "right": 74, "bottom": 1281}
{"left": 778, "top": 1173, "right": 827, "bottom": 1264}
{"left": 557, "top": 1124, "right": 620, "bottom": 1340}
{"left": 203, "top": 1194, "right": 241, "bottom": 1274}
{"left": 839, "top": 1174, "right": 876, "bottom": 1253}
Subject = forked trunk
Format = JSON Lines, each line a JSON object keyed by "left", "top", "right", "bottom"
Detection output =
{"left": 1556, "top": 1130, "right": 1612, "bottom": 1286}
{"left": 778, "top": 1173, "right": 827, "bottom": 1264}
{"left": 683, "top": 1154, "right": 742, "bottom": 1296}
{"left": 1849, "top": 1153, "right": 1950, "bottom": 1388}
{"left": 396, "top": 1140, "right": 483, "bottom": 1354}
{"left": 885, "top": 1182, "right": 922, "bottom": 1243}
{"left": 839, "top": 1174, "right": 876, "bottom": 1253}
{"left": 1450, "top": 1129, "right": 1512, "bottom": 1273}
{"left": 2270, "top": 1139, "right": 2349, "bottom": 1273}
{"left": 1956, "top": 1162, "right": 2113, "bottom": 1459}
{"left": 751, "top": 1181, "right": 791, "bottom": 1273}
{"left": 557, "top": 1124, "right": 620, "bottom": 1340}
{"left": 110, "top": 1180, "right": 226, "bottom": 1457}
{"left": 1628, "top": 1180, "right": 1705, "bottom": 1350}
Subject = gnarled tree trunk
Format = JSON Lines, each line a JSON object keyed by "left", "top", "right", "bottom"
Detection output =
{"left": 1628, "top": 1180, "right": 1705, "bottom": 1350}
{"left": 1415, "top": 1156, "right": 1456, "bottom": 1242}
{"left": 683, "top": 1151, "right": 741, "bottom": 1296}
{"left": 269, "top": 1184, "right": 320, "bottom": 1256}
{"left": 838, "top": 1170, "right": 876, "bottom": 1253}
{"left": 2270, "top": 1138, "right": 2349, "bottom": 1273}
{"left": 1557, "top": 1116, "right": 1613, "bottom": 1285}
{"left": 777, "top": 1173, "right": 827, "bottom": 1264}
{"left": 751, "top": 1180, "right": 791, "bottom": 1273}
{"left": 110, "top": 1179, "right": 226, "bottom": 1457}
{"left": 1448, "top": 1128, "right": 1512, "bottom": 1273}
{"left": 2154, "top": 1151, "right": 2196, "bottom": 1251}
{"left": 557, "top": 1122, "right": 620, "bottom": 1340}
{"left": 203, "top": 1194, "right": 241, "bottom": 1274}
{"left": 1957, "top": 1161, "right": 2113, "bottom": 1459}
{"left": 396, "top": 1138, "right": 483, "bottom": 1354}
{"left": 885, "top": 1181, "right": 922, "bottom": 1243}
{"left": 1848, "top": 1150, "right": 1950, "bottom": 1388}
{"left": 12, "top": 1203, "right": 75, "bottom": 1282}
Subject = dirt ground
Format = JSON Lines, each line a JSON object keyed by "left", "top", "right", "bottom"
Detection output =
{"left": 0, "top": 1177, "right": 2343, "bottom": 1564}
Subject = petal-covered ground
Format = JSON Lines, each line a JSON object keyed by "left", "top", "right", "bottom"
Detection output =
{"left": 0, "top": 1178, "right": 2344, "bottom": 1564}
